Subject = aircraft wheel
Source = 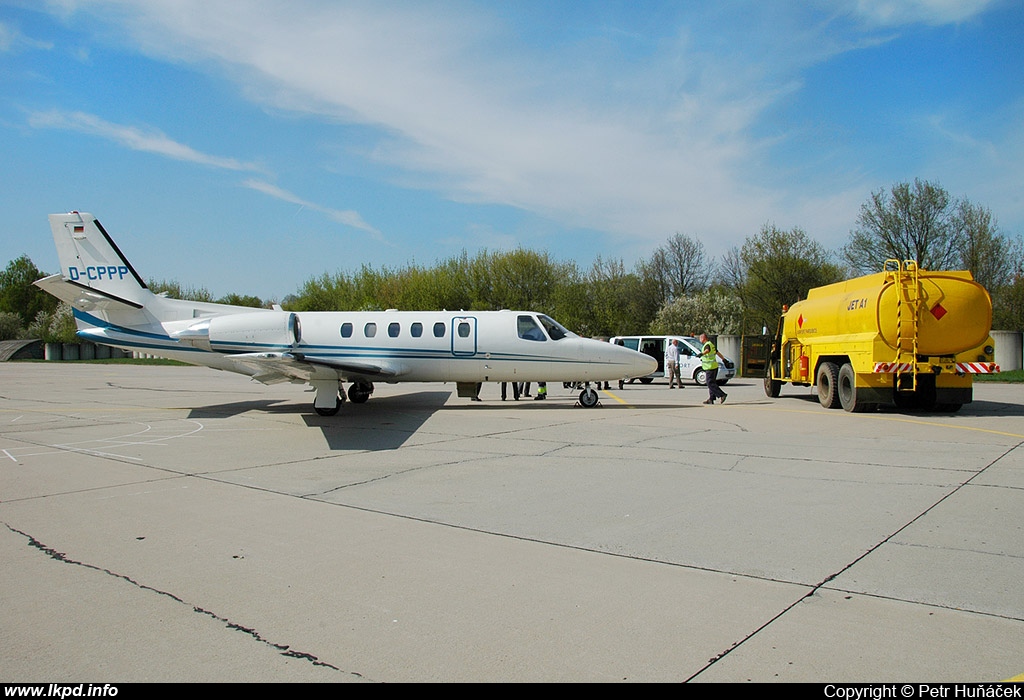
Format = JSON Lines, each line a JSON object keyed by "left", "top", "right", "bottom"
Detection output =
{"left": 816, "top": 362, "right": 841, "bottom": 409}
{"left": 314, "top": 397, "right": 341, "bottom": 416}
{"left": 579, "top": 388, "right": 600, "bottom": 408}
{"left": 638, "top": 377, "right": 654, "bottom": 384}
{"left": 348, "top": 383, "right": 372, "bottom": 404}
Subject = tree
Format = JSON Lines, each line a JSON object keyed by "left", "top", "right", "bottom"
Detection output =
{"left": 482, "top": 249, "right": 563, "bottom": 312}
{"left": 218, "top": 293, "right": 266, "bottom": 308}
{"left": 28, "top": 303, "right": 78, "bottom": 343}
{"left": 955, "top": 202, "right": 1022, "bottom": 292}
{"left": 0, "top": 312, "right": 23, "bottom": 341}
{"left": 729, "top": 224, "right": 845, "bottom": 334}
{"left": 0, "top": 255, "right": 57, "bottom": 327}
{"left": 580, "top": 256, "right": 648, "bottom": 337}
{"left": 844, "top": 179, "right": 971, "bottom": 274}
{"left": 147, "top": 278, "right": 214, "bottom": 303}
{"left": 638, "top": 233, "right": 714, "bottom": 306}
{"left": 993, "top": 274, "right": 1024, "bottom": 331}
{"left": 649, "top": 288, "right": 744, "bottom": 336}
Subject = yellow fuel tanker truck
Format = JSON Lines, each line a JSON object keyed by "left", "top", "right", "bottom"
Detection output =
{"left": 764, "top": 260, "right": 999, "bottom": 412}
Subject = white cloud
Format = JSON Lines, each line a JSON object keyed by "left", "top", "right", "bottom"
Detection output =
{"left": 36, "top": 0, "right": 1017, "bottom": 255}
{"left": 242, "top": 179, "right": 384, "bottom": 241}
{"left": 851, "top": 0, "right": 997, "bottom": 26}
{"left": 27, "top": 108, "right": 263, "bottom": 171}
{"left": 58, "top": 0, "right": 783, "bottom": 242}
{"left": 0, "top": 19, "right": 54, "bottom": 53}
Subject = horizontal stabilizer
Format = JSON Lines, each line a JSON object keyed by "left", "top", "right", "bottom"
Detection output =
{"left": 34, "top": 274, "right": 144, "bottom": 311}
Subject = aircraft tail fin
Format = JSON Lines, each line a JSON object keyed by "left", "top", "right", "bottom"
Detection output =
{"left": 47, "top": 212, "right": 150, "bottom": 309}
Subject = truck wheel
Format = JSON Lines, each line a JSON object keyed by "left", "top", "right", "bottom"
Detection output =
{"left": 816, "top": 362, "right": 841, "bottom": 409}
{"left": 838, "top": 363, "right": 874, "bottom": 413}
{"left": 764, "top": 374, "right": 781, "bottom": 398}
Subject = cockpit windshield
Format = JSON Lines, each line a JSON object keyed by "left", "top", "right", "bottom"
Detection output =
{"left": 517, "top": 314, "right": 576, "bottom": 341}
{"left": 538, "top": 314, "right": 574, "bottom": 341}
{"left": 517, "top": 315, "right": 546, "bottom": 341}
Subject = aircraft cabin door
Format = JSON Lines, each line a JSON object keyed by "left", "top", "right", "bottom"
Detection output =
{"left": 451, "top": 316, "right": 477, "bottom": 356}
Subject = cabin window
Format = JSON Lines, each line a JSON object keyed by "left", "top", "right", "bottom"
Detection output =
{"left": 411, "top": 322, "right": 423, "bottom": 338}
{"left": 458, "top": 322, "right": 471, "bottom": 338}
{"left": 517, "top": 315, "right": 546, "bottom": 341}
{"left": 340, "top": 322, "right": 353, "bottom": 338}
{"left": 388, "top": 322, "right": 400, "bottom": 338}
{"left": 433, "top": 322, "right": 446, "bottom": 338}
{"left": 364, "top": 322, "right": 377, "bottom": 338}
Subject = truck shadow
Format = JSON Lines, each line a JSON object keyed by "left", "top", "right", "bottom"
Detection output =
{"left": 775, "top": 392, "right": 1024, "bottom": 417}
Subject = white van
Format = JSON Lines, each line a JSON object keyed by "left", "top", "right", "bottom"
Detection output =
{"left": 609, "top": 335, "right": 736, "bottom": 386}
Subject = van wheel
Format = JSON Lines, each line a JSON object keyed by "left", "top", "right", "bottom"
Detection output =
{"left": 816, "top": 362, "right": 841, "bottom": 409}
{"left": 694, "top": 369, "right": 707, "bottom": 386}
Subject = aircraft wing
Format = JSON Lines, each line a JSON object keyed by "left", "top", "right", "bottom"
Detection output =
{"left": 226, "top": 352, "right": 406, "bottom": 385}
{"left": 34, "top": 274, "right": 143, "bottom": 311}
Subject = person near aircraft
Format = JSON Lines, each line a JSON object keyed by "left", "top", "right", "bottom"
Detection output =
{"left": 666, "top": 338, "right": 682, "bottom": 389}
{"left": 699, "top": 333, "right": 728, "bottom": 405}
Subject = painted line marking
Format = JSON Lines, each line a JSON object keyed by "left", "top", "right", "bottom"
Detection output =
{"left": 600, "top": 389, "right": 637, "bottom": 407}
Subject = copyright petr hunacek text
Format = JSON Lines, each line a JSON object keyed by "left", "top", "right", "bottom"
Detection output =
{"left": 825, "top": 685, "right": 1021, "bottom": 699}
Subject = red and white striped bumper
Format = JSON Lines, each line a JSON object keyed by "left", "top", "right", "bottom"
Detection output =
{"left": 873, "top": 362, "right": 1000, "bottom": 374}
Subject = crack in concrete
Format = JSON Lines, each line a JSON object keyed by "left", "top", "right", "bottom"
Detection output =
{"left": 5, "top": 523, "right": 364, "bottom": 680}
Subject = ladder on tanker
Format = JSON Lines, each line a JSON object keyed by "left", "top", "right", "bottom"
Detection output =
{"left": 887, "top": 259, "right": 921, "bottom": 392}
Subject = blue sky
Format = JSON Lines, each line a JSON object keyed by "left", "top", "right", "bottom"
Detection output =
{"left": 1, "top": 0, "right": 1021, "bottom": 301}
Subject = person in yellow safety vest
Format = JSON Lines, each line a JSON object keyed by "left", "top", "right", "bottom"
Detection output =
{"left": 699, "top": 333, "right": 728, "bottom": 405}
{"left": 534, "top": 382, "right": 547, "bottom": 400}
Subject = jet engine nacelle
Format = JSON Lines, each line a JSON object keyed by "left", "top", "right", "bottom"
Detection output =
{"left": 174, "top": 311, "right": 301, "bottom": 350}
{"left": 208, "top": 311, "right": 301, "bottom": 348}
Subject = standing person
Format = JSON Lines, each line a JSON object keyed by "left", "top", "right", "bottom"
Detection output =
{"left": 533, "top": 381, "right": 547, "bottom": 400}
{"left": 501, "top": 381, "right": 520, "bottom": 401}
{"left": 666, "top": 339, "right": 682, "bottom": 389}
{"left": 699, "top": 333, "right": 728, "bottom": 405}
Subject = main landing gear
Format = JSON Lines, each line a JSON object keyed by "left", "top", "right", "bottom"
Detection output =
{"left": 312, "top": 380, "right": 374, "bottom": 416}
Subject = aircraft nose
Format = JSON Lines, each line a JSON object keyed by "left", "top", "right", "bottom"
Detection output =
{"left": 605, "top": 342, "right": 655, "bottom": 377}
{"left": 630, "top": 348, "right": 658, "bottom": 376}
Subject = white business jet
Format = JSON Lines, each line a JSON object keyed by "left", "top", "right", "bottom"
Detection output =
{"left": 35, "top": 212, "right": 656, "bottom": 415}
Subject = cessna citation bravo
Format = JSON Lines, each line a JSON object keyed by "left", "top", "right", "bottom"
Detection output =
{"left": 36, "top": 212, "right": 656, "bottom": 415}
